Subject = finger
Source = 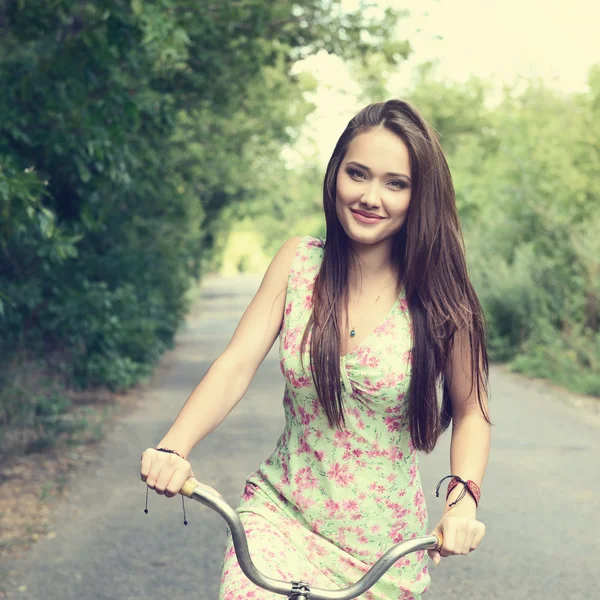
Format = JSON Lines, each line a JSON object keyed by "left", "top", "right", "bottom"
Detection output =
{"left": 454, "top": 524, "right": 469, "bottom": 555}
{"left": 164, "top": 465, "right": 191, "bottom": 498}
{"left": 140, "top": 450, "right": 153, "bottom": 482}
{"left": 427, "top": 550, "right": 441, "bottom": 566}
{"left": 440, "top": 520, "right": 456, "bottom": 557}
{"left": 154, "top": 462, "right": 175, "bottom": 495}
{"left": 145, "top": 463, "right": 163, "bottom": 491}
{"left": 470, "top": 524, "right": 486, "bottom": 551}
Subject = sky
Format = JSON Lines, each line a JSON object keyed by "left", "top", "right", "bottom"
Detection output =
{"left": 286, "top": 0, "right": 600, "bottom": 165}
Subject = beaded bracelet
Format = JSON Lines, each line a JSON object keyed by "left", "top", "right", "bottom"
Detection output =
{"left": 435, "top": 475, "right": 480, "bottom": 508}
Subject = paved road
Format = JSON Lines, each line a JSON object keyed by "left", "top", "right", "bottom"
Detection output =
{"left": 3, "top": 275, "right": 599, "bottom": 599}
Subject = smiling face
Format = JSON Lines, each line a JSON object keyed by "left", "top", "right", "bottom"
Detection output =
{"left": 335, "top": 126, "right": 412, "bottom": 247}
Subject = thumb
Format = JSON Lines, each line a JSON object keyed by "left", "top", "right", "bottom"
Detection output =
{"left": 427, "top": 548, "right": 441, "bottom": 566}
{"left": 428, "top": 524, "right": 443, "bottom": 566}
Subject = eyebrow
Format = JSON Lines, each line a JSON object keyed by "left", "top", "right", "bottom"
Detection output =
{"left": 346, "top": 161, "right": 411, "bottom": 182}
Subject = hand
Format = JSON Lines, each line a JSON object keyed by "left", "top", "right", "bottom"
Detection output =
{"left": 140, "top": 448, "right": 194, "bottom": 498}
{"left": 427, "top": 507, "right": 485, "bottom": 566}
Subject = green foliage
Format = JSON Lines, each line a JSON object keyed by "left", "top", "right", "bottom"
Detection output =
{"left": 409, "top": 66, "right": 600, "bottom": 396}
{"left": 0, "top": 0, "right": 407, "bottom": 446}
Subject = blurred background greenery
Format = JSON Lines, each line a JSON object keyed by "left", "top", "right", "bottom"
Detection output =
{"left": 1, "top": 0, "right": 598, "bottom": 453}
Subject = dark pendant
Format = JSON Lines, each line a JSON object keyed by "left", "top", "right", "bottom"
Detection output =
{"left": 350, "top": 328, "right": 356, "bottom": 337}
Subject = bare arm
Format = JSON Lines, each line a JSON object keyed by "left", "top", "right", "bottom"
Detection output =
{"left": 444, "top": 328, "right": 491, "bottom": 513}
{"left": 141, "top": 236, "right": 303, "bottom": 494}
{"left": 428, "top": 329, "right": 491, "bottom": 564}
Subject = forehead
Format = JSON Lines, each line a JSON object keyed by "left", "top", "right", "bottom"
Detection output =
{"left": 345, "top": 127, "right": 410, "bottom": 172}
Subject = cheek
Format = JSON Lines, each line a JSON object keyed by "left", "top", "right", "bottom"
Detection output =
{"left": 387, "top": 191, "right": 411, "bottom": 215}
{"left": 336, "top": 175, "right": 358, "bottom": 203}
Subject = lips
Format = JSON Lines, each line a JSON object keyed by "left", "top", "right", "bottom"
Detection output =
{"left": 351, "top": 209, "right": 383, "bottom": 219}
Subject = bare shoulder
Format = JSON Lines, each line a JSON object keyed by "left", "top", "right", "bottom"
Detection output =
{"left": 218, "top": 236, "right": 304, "bottom": 375}
{"left": 267, "top": 236, "right": 305, "bottom": 285}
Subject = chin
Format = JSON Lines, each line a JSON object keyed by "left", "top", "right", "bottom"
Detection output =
{"left": 345, "top": 227, "right": 382, "bottom": 245}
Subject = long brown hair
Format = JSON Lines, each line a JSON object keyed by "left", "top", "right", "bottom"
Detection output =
{"left": 300, "top": 99, "right": 490, "bottom": 453}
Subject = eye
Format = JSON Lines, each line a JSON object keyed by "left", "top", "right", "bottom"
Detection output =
{"left": 347, "top": 168, "right": 366, "bottom": 180}
{"left": 389, "top": 180, "right": 408, "bottom": 190}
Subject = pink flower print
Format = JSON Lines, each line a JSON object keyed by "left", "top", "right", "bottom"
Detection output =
{"left": 413, "top": 489, "right": 424, "bottom": 504}
{"left": 386, "top": 446, "right": 404, "bottom": 462}
{"left": 241, "top": 485, "right": 256, "bottom": 502}
{"left": 340, "top": 555, "right": 356, "bottom": 570}
{"left": 291, "top": 489, "right": 315, "bottom": 511}
{"left": 333, "top": 430, "right": 347, "bottom": 448}
{"left": 296, "top": 437, "right": 311, "bottom": 455}
{"left": 384, "top": 415, "right": 402, "bottom": 433}
{"left": 298, "top": 405, "right": 315, "bottom": 425}
{"left": 285, "top": 301, "right": 293, "bottom": 315}
{"left": 290, "top": 270, "right": 304, "bottom": 288}
{"left": 313, "top": 449, "right": 325, "bottom": 461}
{"left": 306, "top": 536, "right": 328, "bottom": 557}
{"left": 366, "top": 443, "right": 383, "bottom": 459}
{"left": 371, "top": 524, "right": 381, "bottom": 533}
{"left": 311, "top": 398, "right": 321, "bottom": 414}
{"left": 281, "top": 460, "right": 290, "bottom": 485}
{"left": 403, "top": 349, "right": 412, "bottom": 364}
{"left": 350, "top": 512, "right": 363, "bottom": 521}
{"left": 374, "top": 318, "right": 395, "bottom": 335}
{"left": 325, "top": 498, "right": 341, "bottom": 518}
{"left": 327, "top": 462, "right": 354, "bottom": 487}
{"left": 409, "top": 464, "right": 417, "bottom": 483}
{"left": 342, "top": 498, "right": 359, "bottom": 512}
{"left": 294, "top": 466, "right": 319, "bottom": 490}
{"left": 399, "top": 296, "right": 408, "bottom": 312}
{"left": 303, "top": 294, "right": 313, "bottom": 310}
{"left": 387, "top": 472, "right": 397, "bottom": 483}
{"left": 390, "top": 525, "right": 407, "bottom": 544}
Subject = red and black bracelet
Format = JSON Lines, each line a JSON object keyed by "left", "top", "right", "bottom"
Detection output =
{"left": 436, "top": 475, "right": 480, "bottom": 508}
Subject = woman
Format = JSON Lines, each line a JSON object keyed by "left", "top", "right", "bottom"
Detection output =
{"left": 140, "top": 99, "right": 491, "bottom": 599}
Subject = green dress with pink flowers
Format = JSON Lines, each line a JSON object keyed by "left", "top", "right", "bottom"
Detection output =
{"left": 218, "top": 236, "right": 430, "bottom": 600}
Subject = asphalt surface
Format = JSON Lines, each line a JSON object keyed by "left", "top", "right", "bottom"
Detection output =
{"left": 2, "top": 274, "right": 599, "bottom": 600}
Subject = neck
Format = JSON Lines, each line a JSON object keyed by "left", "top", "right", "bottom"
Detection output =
{"left": 347, "top": 238, "right": 397, "bottom": 294}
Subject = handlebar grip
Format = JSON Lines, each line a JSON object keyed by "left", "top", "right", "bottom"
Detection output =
{"left": 180, "top": 477, "right": 201, "bottom": 498}
{"left": 180, "top": 477, "right": 223, "bottom": 500}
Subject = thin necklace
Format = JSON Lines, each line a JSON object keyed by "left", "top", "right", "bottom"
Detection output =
{"left": 348, "top": 271, "right": 395, "bottom": 338}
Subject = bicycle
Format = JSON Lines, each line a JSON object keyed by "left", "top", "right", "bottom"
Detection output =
{"left": 180, "top": 478, "right": 443, "bottom": 600}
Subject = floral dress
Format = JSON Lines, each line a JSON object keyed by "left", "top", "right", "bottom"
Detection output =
{"left": 218, "top": 236, "right": 430, "bottom": 599}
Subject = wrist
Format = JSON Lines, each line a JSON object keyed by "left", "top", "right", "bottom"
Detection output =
{"left": 444, "top": 488, "right": 477, "bottom": 514}
{"left": 156, "top": 440, "right": 190, "bottom": 459}
{"left": 436, "top": 474, "right": 481, "bottom": 511}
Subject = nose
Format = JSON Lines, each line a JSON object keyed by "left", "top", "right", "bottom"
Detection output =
{"left": 361, "top": 181, "right": 381, "bottom": 208}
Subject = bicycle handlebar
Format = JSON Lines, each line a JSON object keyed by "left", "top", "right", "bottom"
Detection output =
{"left": 180, "top": 478, "right": 442, "bottom": 600}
